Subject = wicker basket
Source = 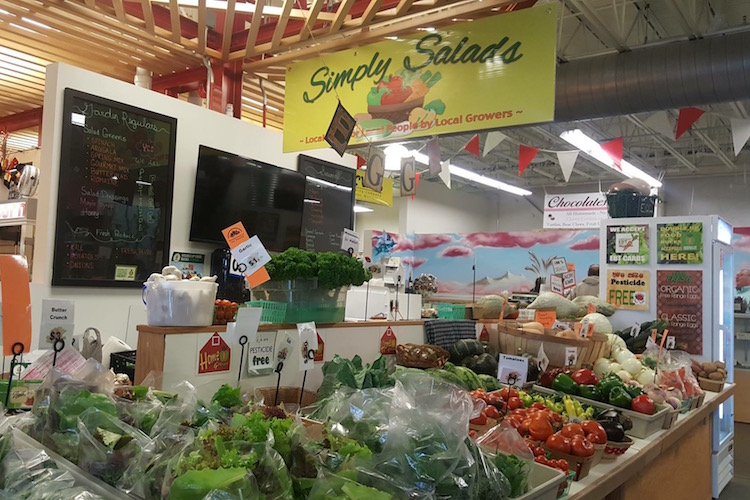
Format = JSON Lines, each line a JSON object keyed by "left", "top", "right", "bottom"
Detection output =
{"left": 698, "top": 377, "right": 725, "bottom": 392}
{"left": 255, "top": 386, "right": 317, "bottom": 413}
{"left": 497, "top": 321, "right": 609, "bottom": 369}
{"left": 368, "top": 96, "right": 425, "bottom": 124}
{"left": 396, "top": 343, "right": 450, "bottom": 369}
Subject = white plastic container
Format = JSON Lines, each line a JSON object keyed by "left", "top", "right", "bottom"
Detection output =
{"left": 517, "top": 461, "right": 567, "bottom": 500}
{"left": 143, "top": 280, "right": 218, "bottom": 327}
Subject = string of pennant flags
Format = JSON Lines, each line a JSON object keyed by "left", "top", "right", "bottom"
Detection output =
{"left": 353, "top": 105, "right": 746, "bottom": 195}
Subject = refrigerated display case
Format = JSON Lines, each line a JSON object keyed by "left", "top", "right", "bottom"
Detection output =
{"left": 599, "top": 215, "right": 734, "bottom": 498}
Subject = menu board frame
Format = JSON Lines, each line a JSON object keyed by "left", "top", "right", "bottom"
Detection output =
{"left": 51, "top": 89, "right": 177, "bottom": 287}
{"left": 297, "top": 155, "right": 356, "bottom": 252}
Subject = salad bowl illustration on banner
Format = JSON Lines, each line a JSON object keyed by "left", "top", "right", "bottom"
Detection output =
{"left": 355, "top": 69, "right": 445, "bottom": 140}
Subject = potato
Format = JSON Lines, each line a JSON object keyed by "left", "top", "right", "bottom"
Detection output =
{"left": 699, "top": 370, "right": 708, "bottom": 378}
{"left": 717, "top": 368, "right": 727, "bottom": 377}
{"left": 702, "top": 362, "right": 717, "bottom": 373}
{"left": 716, "top": 361, "right": 726, "bottom": 370}
{"left": 709, "top": 371, "right": 725, "bottom": 380}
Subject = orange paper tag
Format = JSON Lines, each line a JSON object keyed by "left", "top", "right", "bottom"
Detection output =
{"left": 479, "top": 325, "right": 490, "bottom": 343}
{"left": 314, "top": 332, "right": 325, "bottom": 362}
{"left": 587, "top": 303, "right": 596, "bottom": 315}
{"left": 380, "top": 326, "right": 397, "bottom": 355}
{"left": 246, "top": 266, "right": 270, "bottom": 288}
{"left": 658, "top": 328, "right": 669, "bottom": 356}
{"left": 1, "top": 255, "right": 32, "bottom": 356}
{"left": 535, "top": 310, "right": 557, "bottom": 329}
{"left": 650, "top": 329, "right": 657, "bottom": 343}
{"left": 222, "top": 222, "right": 250, "bottom": 249}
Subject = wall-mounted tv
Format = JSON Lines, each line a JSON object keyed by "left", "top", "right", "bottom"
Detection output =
{"left": 189, "top": 146, "right": 306, "bottom": 252}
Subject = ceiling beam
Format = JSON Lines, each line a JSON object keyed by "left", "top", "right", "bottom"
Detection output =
{"left": 244, "top": 0, "right": 518, "bottom": 70}
{"left": 566, "top": 0, "right": 630, "bottom": 52}
{"left": 244, "top": 0, "right": 266, "bottom": 57}
{"left": 666, "top": 0, "right": 701, "bottom": 39}
{"left": 330, "top": 0, "right": 357, "bottom": 34}
{"left": 298, "top": 0, "right": 327, "bottom": 42}
{"left": 221, "top": 0, "right": 237, "bottom": 58}
{"left": 197, "top": 0, "right": 207, "bottom": 53}
{"left": 139, "top": 0, "right": 156, "bottom": 33}
{"left": 626, "top": 115, "right": 697, "bottom": 172}
{"left": 0, "top": 107, "right": 43, "bottom": 133}
{"left": 270, "top": 0, "right": 294, "bottom": 50}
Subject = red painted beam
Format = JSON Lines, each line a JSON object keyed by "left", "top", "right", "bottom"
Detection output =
{"left": 0, "top": 108, "right": 43, "bottom": 134}
{"left": 151, "top": 66, "right": 208, "bottom": 93}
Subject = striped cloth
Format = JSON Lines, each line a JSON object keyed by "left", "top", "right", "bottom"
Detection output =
{"left": 424, "top": 320, "right": 478, "bottom": 350}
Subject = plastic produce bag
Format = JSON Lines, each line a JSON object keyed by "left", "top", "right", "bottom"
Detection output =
{"left": 476, "top": 420, "right": 533, "bottom": 497}
{"left": 168, "top": 468, "right": 258, "bottom": 500}
{"left": 316, "top": 387, "right": 394, "bottom": 453}
{"left": 667, "top": 350, "right": 704, "bottom": 398}
{"left": 76, "top": 406, "right": 151, "bottom": 486}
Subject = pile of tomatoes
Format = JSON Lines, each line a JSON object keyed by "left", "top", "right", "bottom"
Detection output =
{"left": 213, "top": 299, "right": 239, "bottom": 324}
{"left": 544, "top": 422, "right": 607, "bottom": 457}
{"left": 504, "top": 404, "right": 563, "bottom": 441}
{"left": 527, "top": 443, "right": 570, "bottom": 474}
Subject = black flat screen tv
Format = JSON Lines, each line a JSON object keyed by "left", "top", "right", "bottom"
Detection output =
{"left": 189, "top": 146, "right": 306, "bottom": 251}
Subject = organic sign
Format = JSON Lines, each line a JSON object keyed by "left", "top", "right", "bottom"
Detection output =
{"left": 247, "top": 331, "right": 277, "bottom": 376}
{"left": 656, "top": 270, "right": 703, "bottom": 354}
{"left": 657, "top": 223, "right": 703, "bottom": 264}
{"left": 283, "top": 6, "right": 558, "bottom": 151}
{"left": 606, "top": 225, "right": 649, "bottom": 265}
{"left": 198, "top": 333, "right": 231, "bottom": 375}
{"left": 606, "top": 270, "right": 650, "bottom": 311}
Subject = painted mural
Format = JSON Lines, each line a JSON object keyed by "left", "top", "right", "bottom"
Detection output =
{"left": 371, "top": 230, "right": 600, "bottom": 300}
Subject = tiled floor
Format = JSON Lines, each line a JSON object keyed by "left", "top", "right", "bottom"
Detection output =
{"left": 719, "top": 423, "right": 750, "bottom": 499}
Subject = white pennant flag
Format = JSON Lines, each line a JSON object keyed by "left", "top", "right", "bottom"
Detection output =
{"left": 731, "top": 118, "right": 750, "bottom": 156}
{"left": 556, "top": 150, "right": 579, "bottom": 183}
{"left": 483, "top": 131, "right": 507, "bottom": 157}
{"left": 438, "top": 160, "right": 451, "bottom": 189}
{"left": 643, "top": 111, "right": 675, "bottom": 139}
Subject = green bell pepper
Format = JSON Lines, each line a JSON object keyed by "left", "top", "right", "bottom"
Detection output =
{"left": 551, "top": 373, "right": 579, "bottom": 395}
{"left": 608, "top": 386, "right": 633, "bottom": 409}
{"left": 579, "top": 384, "right": 603, "bottom": 401}
{"left": 624, "top": 385, "right": 644, "bottom": 398}
{"left": 596, "top": 375, "right": 624, "bottom": 400}
{"left": 520, "top": 393, "right": 533, "bottom": 408}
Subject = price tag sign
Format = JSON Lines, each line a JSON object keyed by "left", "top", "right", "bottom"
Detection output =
{"left": 577, "top": 318, "right": 593, "bottom": 338}
{"left": 498, "top": 354, "right": 529, "bottom": 386}
{"left": 564, "top": 346, "right": 578, "bottom": 367}
{"left": 551, "top": 257, "right": 568, "bottom": 274}
{"left": 665, "top": 336, "right": 676, "bottom": 350}
{"left": 629, "top": 323, "right": 640, "bottom": 338}
{"left": 537, "top": 344, "right": 550, "bottom": 373}
{"left": 549, "top": 274, "right": 564, "bottom": 295}
{"left": 535, "top": 309, "right": 557, "bottom": 329}
{"left": 518, "top": 308, "right": 536, "bottom": 321}
{"left": 341, "top": 228, "right": 360, "bottom": 256}
{"left": 222, "top": 221, "right": 271, "bottom": 287}
{"left": 552, "top": 320, "right": 568, "bottom": 331}
{"left": 246, "top": 331, "right": 277, "bottom": 376}
{"left": 297, "top": 322, "right": 318, "bottom": 371}
{"left": 233, "top": 307, "right": 262, "bottom": 344}
{"left": 562, "top": 271, "right": 576, "bottom": 291}
{"left": 314, "top": 332, "right": 325, "bottom": 362}
{"left": 587, "top": 303, "right": 597, "bottom": 315}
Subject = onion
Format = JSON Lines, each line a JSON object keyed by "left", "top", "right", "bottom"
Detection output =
{"left": 594, "top": 358, "right": 612, "bottom": 379}
{"left": 637, "top": 369, "right": 657, "bottom": 386}
{"left": 666, "top": 396, "right": 681, "bottom": 410}
{"left": 646, "top": 386, "right": 667, "bottom": 404}
{"left": 608, "top": 362, "right": 623, "bottom": 375}
{"left": 614, "top": 349, "right": 636, "bottom": 364}
{"left": 622, "top": 357, "right": 644, "bottom": 376}
{"left": 664, "top": 387, "right": 683, "bottom": 401}
{"left": 616, "top": 370, "right": 632, "bottom": 383}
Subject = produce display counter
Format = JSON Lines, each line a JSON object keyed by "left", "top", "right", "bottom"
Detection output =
{"left": 733, "top": 368, "right": 750, "bottom": 423}
{"left": 567, "top": 385, "right": 735, "bottom": 500}
{"left": 135, "top": 320, "right": 426, "bottom": 401}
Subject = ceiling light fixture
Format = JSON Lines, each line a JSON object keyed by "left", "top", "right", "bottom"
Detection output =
{"left": 353, "top": 205, "right": 374, "bottom": 213}
{"left": 559, "top": 129, "right": 662, "bottom": 188}
{"left": 384, "top": 145, "right": 531, "bottom": 196}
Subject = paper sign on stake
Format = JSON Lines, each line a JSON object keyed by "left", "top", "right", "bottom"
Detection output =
{"left": 564, "top": 346, "right": 578, "bottom": 367}
{"left": 222, "top": 221, "right": 271, "bottom": 287}
{"left": 1, "top": 255, "right": 32, "bottom": 356}
{"left": 549, "top": 275, "right": 564, "bottom": 295}
{"left": 38, "top": 299, "right": 75, "bottom": 350}
{"left": 341, "top": 228, "right": 360, "bottom": 256}
{"left": 498, "top": 354, "right": 529, "bottom": 386}
{"left": 246, "top": 331, "right": 277, "bottom": 376}
{"left": 298, "top": 322, "right": 318, "bottom": 371}
{"left": 537, "top": 344, "right": 550, "bottom": 373}
{"left": 535, "top": 309, "right": 556, "bottom": 329}
{"left": 314, "top": 333, "right": 325, "bottom": 362}
{"left": 518, "top": 309, "right": 536, "bottom": 321}
{"left": 380, "top": 327, "right": 397, "bottom": 355}
{"left": 551, "top": 257, "right": 568, "bottom": 274}
{"left": 630, "top": 323, "right": 640, "bottom": 338}
{"left": 665, "top": 336, "right": 676, "bottom": 350}
{"left": 234, "top": 307, "right": 262, "bottom": 344}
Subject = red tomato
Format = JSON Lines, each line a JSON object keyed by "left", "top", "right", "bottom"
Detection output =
{"left": 500, "top": 387, "right": 520, "bottom": 400}
{"left": 570, "top": 435, "right": 595, "bottom": 457}
{"left": 545, "top": 433, "right": 571, "bottom": 454}
{"left": 508, "top": 397, "right": 525, "bottom": 410}
{"left": 469, "top": 430, "right": 477, "bottom": 439}
{"left": 631, "top": 395, "right": 656, "bottom": 415}
{"left": 521, "top": 418, "right": 532, "bottom": 436}
{"left": 530, "top": 402, "right": 547, "bottom": 411}
{"left": 470, "top": 413, "right": 487, "bottom": 426}
{"left": 529, "top": 415, "right": 554, "bottom": 441}
{"left": 484, "top": 405, "right": 501, "bottom": 420}
{"left": 561, "top": 423, "right": 585, "bottom": 439}
{"left": 549, "top": 412, "right": 564, "bottom": 424}
{"left": 507, "top": 417, "right": 522, "bottom": 431}
{"left": 581, "top": 421, "right": 607, "bottom": 445}
{"left": 534, "top": 446, "right": 546, "bottom": 457}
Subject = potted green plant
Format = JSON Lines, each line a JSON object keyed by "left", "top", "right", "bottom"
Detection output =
{"left": 252, "top": 248, "right": 371, "bottom": 323}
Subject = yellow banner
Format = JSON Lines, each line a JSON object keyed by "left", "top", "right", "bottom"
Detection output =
{"left": 355, "top": 171, "right": 393, "bottom": 207}
{"left": 283, "top": 5, "right": 558, "bottom": 152}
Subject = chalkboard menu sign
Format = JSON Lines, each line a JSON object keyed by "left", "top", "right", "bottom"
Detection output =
{"left": 52, "top": 89, "right": 176, "bottom": 287}
{"left": 298, "top": 155, "right": 355, "bottom": 252}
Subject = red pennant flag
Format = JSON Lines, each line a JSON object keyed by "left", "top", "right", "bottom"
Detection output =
{"left": 675, "top": 107, "right": 705, "bottom": 140}
{"left": 411, "top": 171, "right": 421, "bottom": 200}
{"left": 355, "top": 153, "right": 367, "bottom": 170}
{"left": 518, "top": 144, "right": 539, "bottom": 176}
{"left": 463, "top": 134, "right": 480, "bottom": 157}
{"left": 601, "top": 137, "right": 623, "bottom": 170}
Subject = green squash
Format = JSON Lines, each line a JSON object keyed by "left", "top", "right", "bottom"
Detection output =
{"left": 450, "top": 339, "right": 484, "bottom": 363}
{"left": 473, "top": 353, "right": 499, "bottom": 376}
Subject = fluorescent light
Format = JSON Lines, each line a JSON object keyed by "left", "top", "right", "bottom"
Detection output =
{"left": 151, "top": 0, "right": 283, "bottom": 15}
{"left": 305, "top": 176, "right": 352, "bottom": 192}
{"left": 242, "top": 95, "right": 280, "bottom": 112}
{"left": 560, "top": 129, "right": 662, "bottom": 188}
{"left": 386, "top": 146, "right": 531, "bottom": 196}
{"left": 353, "top": 205, "right": 374, "bottom": 213}
{"left": 303, "top": 199, "right": 320, "bottom": 204}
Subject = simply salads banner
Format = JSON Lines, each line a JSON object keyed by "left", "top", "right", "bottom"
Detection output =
{"left": 283, "top": 5, "right": 557, "bottom": 152}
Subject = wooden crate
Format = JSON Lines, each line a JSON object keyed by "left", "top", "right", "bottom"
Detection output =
{"left": 497, "top": 321, "right": 609, "bottom": 368}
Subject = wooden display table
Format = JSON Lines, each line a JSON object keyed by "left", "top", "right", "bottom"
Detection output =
{"left": 568, "top": 385, "right": 735, "bottom": 500}
{"left": 134, "top": 320, "right": 426, "bottom": 401}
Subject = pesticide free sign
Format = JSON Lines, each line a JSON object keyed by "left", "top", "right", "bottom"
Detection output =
{"left": 247, "top": 331, "right": 277, "bottom": 376}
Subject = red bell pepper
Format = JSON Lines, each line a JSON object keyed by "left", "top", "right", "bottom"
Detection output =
{"left": 571, "top": 368, "right": 599, "bottom": 386}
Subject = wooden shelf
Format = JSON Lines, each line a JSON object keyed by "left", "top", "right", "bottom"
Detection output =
{"left": 136, "top": 319, "right": 426, "bottom": 335}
